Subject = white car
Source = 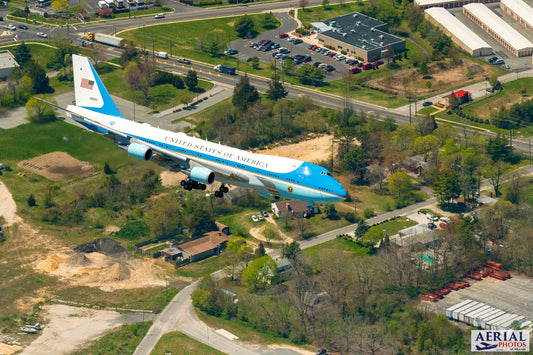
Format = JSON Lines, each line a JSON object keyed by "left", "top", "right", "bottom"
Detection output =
{"left": 251, "top": 215, "right": 259, "bottom": 223}
{"left": 154, "top": 13, "right": 164, "bottom": 19}
{"left": 36, "top": 32, "right": 48, "bottom": 38}
{"left": 7, "top": 24, "right": 16, "bottom": 30}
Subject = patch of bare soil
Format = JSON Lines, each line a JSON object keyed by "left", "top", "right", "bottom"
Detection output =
{"left": 36, "top": 241, "right": 167, "bottom": 291}
{"left": 257, "top": 135, "right": 335, "bottom": 163}
{"left": 20, "top": 304, "right": 151, "bottom": 355}
{"left": 0, "top": 180, "right": 17, "bottom": 226}
{"left": 160, "top": 171, "right": 187, "bottom": 186}
{"left": 18, "top": 152, "right": 94, "bottom": 181}
{"left": 0, "top": 343, "right": 23, "bottom": 355}
{"left": 372, "top": 58, "right": 490, "bottom": 97}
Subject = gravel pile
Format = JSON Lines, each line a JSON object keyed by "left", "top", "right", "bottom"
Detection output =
{"left": 74, "top": 238, "right": 127, "bottom": 256}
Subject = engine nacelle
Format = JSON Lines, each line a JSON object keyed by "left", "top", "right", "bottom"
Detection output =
{"left": 190, "top": 166, "right": 215, "bottom": 184}
{"left": 127, "top": 143, "right": 153, "bottom": 161}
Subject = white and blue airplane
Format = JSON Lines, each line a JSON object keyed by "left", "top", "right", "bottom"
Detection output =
{"left": 66, "top": 55, "right": 348, "bottom": 204}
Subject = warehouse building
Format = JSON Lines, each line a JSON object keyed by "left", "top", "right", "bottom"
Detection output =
{"left": 464, "top": 3, "right": 533, "bottom": 57}
{"left": 415, "top": 0, "right": 499, "bottom": 10}
{"left": 500, "top": 0, "right": 533, "bottom": 32}
{"left": 425, "top": 7, "right": 492, "bottom": 56}
{"left": 314, "top": 12, "right": 405, "bottom": 62}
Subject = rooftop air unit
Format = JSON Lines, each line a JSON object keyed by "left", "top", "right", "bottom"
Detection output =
{"left": 356, "top": 21, "right": 361, "bottom": 26}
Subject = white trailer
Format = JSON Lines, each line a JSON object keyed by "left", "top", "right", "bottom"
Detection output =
{"left": 471, "top": 307, "right": 496, "bottom": 328}
{"left": 499, "top": 315, "right": 526, "bottom": 330}
{"left": 94, "top": 33, "right": 124, "bottom": 47}
{"left": 465, "top": 305, "right": 492, "bottom": 326}
{"left": 458, "top": 303, "right": 486, "bottom": 323}
{"left": 481, "top": 310, "right": 506, "bottom": 329}
{"left": 489, "top": 313, "right": 516, "bottom": 330}
{"left": 452, "top": 301, "right": 480, "bottom": 321}
{"left": 446, "top": 300, "right": 473, "bottom": 318}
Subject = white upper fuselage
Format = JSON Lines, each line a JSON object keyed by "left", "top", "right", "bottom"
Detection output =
{"left": 66, "top": 106, "right": 348, "bottom": 203}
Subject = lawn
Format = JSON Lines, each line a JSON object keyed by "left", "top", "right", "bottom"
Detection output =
{"left": 0, "top": 42, "right": 57, "bottom": 70}
{"left": 119, "top": 14, "right": 279, "bottom": 68}
{"left": 151, "top": 331, "right": 225, "bottom": 355}
{"left": 175, "top": 255, "right": 223, "bottom": 278}
{"left": 363, "top": 216, "right": 418, "bottom": 243}
{"left": 417, "top": 106, "right": 438, "bottom": 115}
{"left": 304, "top": 237, "right": 371, "bottom": 257}
{"left": 72, "top": 322, "right": 152, "bottom": 355}
{"left": 97, "top": 63, "right": 213, "bottom": 112}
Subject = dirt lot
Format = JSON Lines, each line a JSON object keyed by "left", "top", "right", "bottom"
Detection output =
{"left": 18, "top": 152, "right": 94, "bottom": 181}
{"left": 0, "top": 179, "right": 17, "bottom": 226}
{"left": 20, "top": 304, "right": 153, "bottom": 355}
{"left": 256, "top": 134, "right": 334, "bottom": 163}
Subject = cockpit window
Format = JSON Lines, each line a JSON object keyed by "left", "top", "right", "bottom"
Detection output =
{"left": 321, "top": 171, "right": 332, "bottom": 176}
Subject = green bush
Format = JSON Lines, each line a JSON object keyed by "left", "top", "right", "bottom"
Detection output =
{"left": 363, "top": 208, "right": 375, "bottom": 219}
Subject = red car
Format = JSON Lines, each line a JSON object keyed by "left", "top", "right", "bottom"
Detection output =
{"left": 311, "top": 45, "right": 318, "bottom": 51}
{"left": 349, "top": 67, "right": 361, "bottom": 74}
{"left": 279, "top": 33, "right": 288, "bottom": 38}
{"left": 328, "top": 52, "right": 335, "bottom": 57}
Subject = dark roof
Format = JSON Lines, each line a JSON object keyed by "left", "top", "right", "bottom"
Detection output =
{"left": 161, "top": 248, "right": 181, "bottom": 256}
{"left": 318, "top": 12, "right": 404, "bottom": 50}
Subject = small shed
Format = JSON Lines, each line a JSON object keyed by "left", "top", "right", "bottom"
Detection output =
{"left": 161, "top": 247, "right": 182, "bottom": 260}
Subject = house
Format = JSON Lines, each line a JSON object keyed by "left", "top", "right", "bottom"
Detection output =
{"left": 176, "top": 231, "right": 230, "bottom": 262}
{"left": 0, "top": 51, "right": 19, "bottom": 79}
{"left": 271, "top": 200, "right": 315, "bottom": 218}
{"left": 275, "top": 258, "right": 293, "bottom": 273}
{"left": 395, "top": 225, "right": 435, "bottom": 247}
{"left": 161, "top": 247, "right": 182, "bottom": 260}
{"left": 444, "top": 90, "right": 471, "bottom": 106}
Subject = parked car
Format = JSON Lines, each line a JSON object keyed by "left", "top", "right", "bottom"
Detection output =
{"left": 251, "top": 215, "right": 259, "bottom": 222}
{"left": 316, "top": 349, "right": 327, "bottom": 355}
{"left": 328, "top": 52, "right": 335, "bottom": 57}
{"left": 345, "top": 59, "right": 356, "bottom": 65}
{"left": 261, "top": 210, "right": 269, "bottom": 218}
{"left": 271, "top": 43, "right": 280, "bottom": 49}
{"left": 293, "top": 38, "right": 303, "bottom": 44}
{"left": 224, "top": 49, "right": 238, "bottom": 55}
{"left": 313, "top": 62, "right": 321, "bottom": 67}
{"left": 422, "top": 101, "right": 433, "bottom": 107}
{"left": 502, "top": 64, "right": 510, "bottom": 69}
{"left": 18, "top": 24, "right": 28, "bottom": 30}
{"left": 349, "top": 66, "right": 361, "bottom": 74}
{"left": 488, "top": 56, "right": 498, "bottom": 63}
{"left": 36, "top": 32, "right": 47, "bottom": 38}
{"left": 279, "top": 33, "right": 288, "bottom": 38}
{"left": 154, "top": 13, "right": 165, "bottom": 19}
{"left": 326, "top": 65, "right": 335, "bottom": 72}
{"left": 278, "top": 48, "right": 290, "bottom": 54}
{"left": 257, "top": 214, "right": 264, "bottom": 221}
{"left": 245, "top": 57, "right": 253, "bottom": 62}
{"left": 294, "top": 54, "right": 305, "bottom": 61}
{"left": 177, "top": 58, "right": 191, "bottom": 64}
{"left": 7, "top": 24, "right": 16, "bottom": 30}
{"left": 428, "top": 222, "right": 437, "bottom": 230}
{"left": 303, "top": 55, "right": 311, "bottom": 62}
{"left": 494, "top": 59, "right": 504, "bottom": 65}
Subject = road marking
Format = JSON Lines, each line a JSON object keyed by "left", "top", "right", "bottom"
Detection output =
{"left": 216, "top": 329, "right": 239, "bottom": 340}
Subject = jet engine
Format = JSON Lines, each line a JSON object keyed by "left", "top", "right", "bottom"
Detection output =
{"left": 190, "top": 166, "right": 215, "bottom": 184}
{"left": 127, "top": 143, "right": 153, "bottom": 161}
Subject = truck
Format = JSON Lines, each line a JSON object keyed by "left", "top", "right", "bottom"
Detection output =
{"left": 97, "top": 0, "right": 108, "bottom": 8}
{"left": 214, "top": 64, "right": 236, "bottom": 75}
{"left": 114, "top": 0, "right": 125, "bottom": 8}
{"left": 87, "top": 33, "right": 124, "bottom": 48}
{"left": 155, "top": 52, "right": 169, "bottom": 59}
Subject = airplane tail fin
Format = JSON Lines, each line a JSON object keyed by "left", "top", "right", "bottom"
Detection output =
{"left": 72, "top": 54, "right": 124, "bottom": 119}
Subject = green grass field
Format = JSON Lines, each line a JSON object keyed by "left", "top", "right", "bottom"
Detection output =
{"left": 363, "top": 216, "right": 417, "bottom": 243}
{"left": 72, "top": 321, "right": 152, "bottom": 355}
{"left": 305, "top": 237, "right": 371, "bottom": 257}
{"left": 151, "top": 331, "right": 226, "bottom": 355}
{"left": 175, "top": 255, "right": 222, "bottom": 278}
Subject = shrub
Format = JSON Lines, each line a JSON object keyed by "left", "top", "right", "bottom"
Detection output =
{"left": 363, "top": 208, "right": 375, "bottom": 219}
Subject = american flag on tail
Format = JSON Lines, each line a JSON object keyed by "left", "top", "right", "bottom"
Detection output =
{"left": 80, "top": 78, "right": 94, "bottom": 90}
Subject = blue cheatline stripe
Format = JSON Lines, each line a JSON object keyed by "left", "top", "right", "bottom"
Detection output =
{"left": 127, "top": 133, "right": 335, "bottom": 198}
{"left": 80, "top": 60, "right": 124, "bottom": 119}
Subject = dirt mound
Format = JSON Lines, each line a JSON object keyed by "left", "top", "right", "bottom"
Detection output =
{"left": 74, "top": 238, "right": 127, "bottom": 256}
{"left": 85, "top": 262, "right": 132, "bottom": 283}
{"left": 37, "top": 253, "right": 68, "bottom": 272}
{"left": 18, "top": 152, "right": 94, "bottom": 181}
{"left": 63, "top": 253, "right": 92, "bottom": 268}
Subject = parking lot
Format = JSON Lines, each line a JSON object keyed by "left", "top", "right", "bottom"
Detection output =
{"left": 423, "top": 274, "right": 533, "bottom": 323}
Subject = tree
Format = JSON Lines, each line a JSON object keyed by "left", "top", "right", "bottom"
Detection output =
{"left": 266, "top": 72, "right": 288, "bottom": 101}
{"left": 433, "top": 170, "right": 460, "bottom": 205}
{"left": 16, "top": 76, "right": 33, "bottom": 103}
{"left": 412, "top": 134, "right": 440, "bottom": 161}
{"left": 242, "top": 255, "right": 278, "bottom": 290}
{"left": 225, "top": 236, "right": 251, "bottom": 280}
{"left": 389, "top": 124, "right": 419, "bottom": 152}
{"left": 323, "top": 204, "right": 339, "bottom": 220}
{"left": 425, "top": 80, "right": 432, "bottom": 89}
{"left": 255, "top": 241, "right": 266, "bottom": 257}
{"left": 261, "top": 12, "right": 277, "bottom": 29}
{"left": 250, "top": 56, "right": 260, "bottom": 70}
{"left": 184, "top": 70, "right": 198, "bottom": 91}
{"left": 26, "top": 97, "right": 55, "bottom": 123}
{"left": 296, "top": 64, "right": 325, "bottom": 86}
{"left": 13, "top": 42, "right": 32, "bottom": 66}
{"left": 232, "top": 74, "right": 259, "bottom": 112}
{"left": 281, "top": 241, "right": 301, "bottom": 261}
{"left": 419, "top": 61, "right": 428, "bottom": 76}
{"left": 120, "top": 42, "right": 140, "bottom": 68}
{"left": 283, "top": 58, "right": 296, "bottom": 76}
{"left": 261, "top": 224, "right": 279, "bottom": 246}
{"left": 341, "top": 146, "right": 368, "bottom": 178}
{"left": 208, "top": 40, "right": 219, "bottom": 57}
{"left": 189, "top": 207, "right": 216, "bottom": 236}
{"left": 298, "top": 0, "right": 309, "bottom": 11}
{"left": 414, "top": 115, "right": 437, "bottom": 136}
{"left": 51, "top": 0, "right": 68, "bottom": 13}
{"left": 484, "top": 161, "right": 508, "bottom": 197}
{"left": 98, "top": 7, "right": 113, "bottom": 18}
{"left": 486, "top": 134, "right": 513, "bottom": 162}
{"left": 489, "top": 73, "right": 500, "bottom": 90}
{"left": 448, "top": 90, "right": 458, "bottom": 110}
{"left": 234, "top": 15, "right": 255, "bottom": 38}
{"left": 27, "top": 193, "right": 36, "bottom": 207}
{"left": 322, "top": 0, "right": 330, "bottom": 9}
{"left": 24, "top": 60, "right": 51, "bottom": 94}
{"left": 387, "top": 171, "right": 413, "bottom": 198}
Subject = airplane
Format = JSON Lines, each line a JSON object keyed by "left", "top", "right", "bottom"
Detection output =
{"left": 65, "top": 55, "right": 348, "bottom": 205}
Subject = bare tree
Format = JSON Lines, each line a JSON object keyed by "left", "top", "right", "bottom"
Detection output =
{"left": 298, "top": 0, "right": 309, "bottom": 10}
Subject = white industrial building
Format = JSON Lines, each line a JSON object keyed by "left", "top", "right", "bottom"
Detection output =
{"left": 415, "top": 0, "right": 498, "bottom": 10}
{"left": 425, "top": 7, "right": 492, "bottom": 56}
{"left": 0, "top": 50, "right": 19, "bottom": 79}
{"left": 500, "top": 0, "right": 533, "bottom": 32}
{"left": 464, "top": 3, "right": 533, "bottom": 57}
